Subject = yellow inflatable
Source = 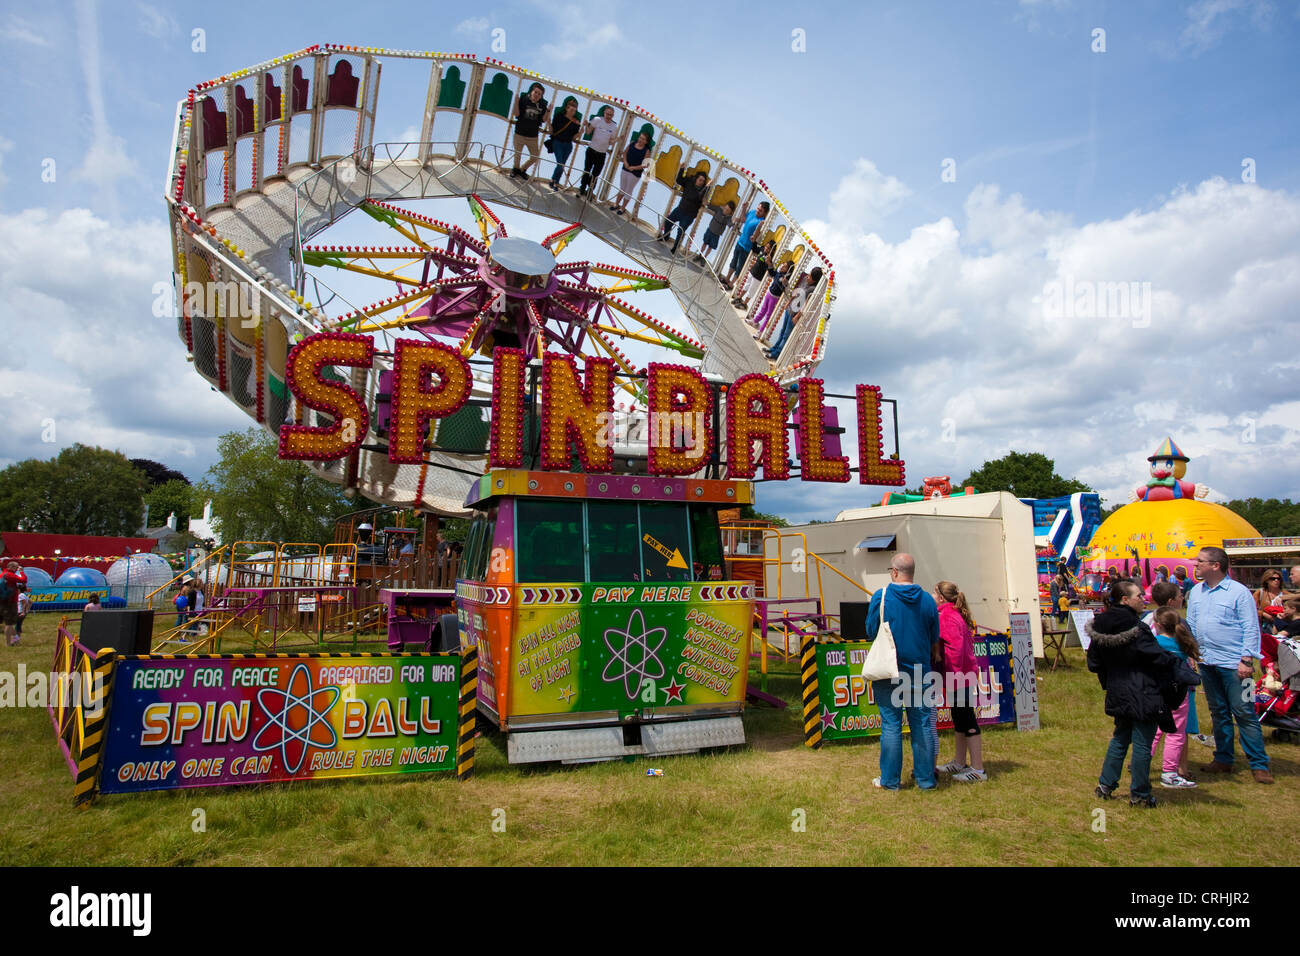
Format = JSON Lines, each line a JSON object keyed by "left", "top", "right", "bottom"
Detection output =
{"left": 1086, "top": 498, "right": 1260, "bottom": 579}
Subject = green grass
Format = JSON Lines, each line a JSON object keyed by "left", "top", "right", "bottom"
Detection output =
{"left": 3, "top": 612, "right": 1297, "bottom": 866}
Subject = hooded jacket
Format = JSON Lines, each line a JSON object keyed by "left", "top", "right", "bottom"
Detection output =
{"left": 1085, "top": 605, "right": 1180, "bottom": 721}
{"left": 866, "top": 582, "right": 940, "bottom": 671}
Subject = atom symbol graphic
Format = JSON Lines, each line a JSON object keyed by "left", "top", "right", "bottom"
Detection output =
{"left": 251, "top": 663, "right": 340, "bottom": 774}
{"left": 601, "top": 608, "right": 667, "bottom": 700}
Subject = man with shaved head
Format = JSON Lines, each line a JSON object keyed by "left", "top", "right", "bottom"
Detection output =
{"left": 865, "top": 552, "right": 942, "bottom": 791}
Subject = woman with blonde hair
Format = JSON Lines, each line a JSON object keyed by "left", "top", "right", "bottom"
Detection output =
{"left": 934, "top": 580, "right": 986, "bottom": 782}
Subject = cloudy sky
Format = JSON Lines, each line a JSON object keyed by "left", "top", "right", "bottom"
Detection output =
{"left": 0, "top": 0, "right": 1296, "bottom": 523}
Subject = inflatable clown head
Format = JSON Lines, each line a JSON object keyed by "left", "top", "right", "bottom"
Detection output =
{"left": 1148, "top": 436, "right": 1188, "bottom": 483}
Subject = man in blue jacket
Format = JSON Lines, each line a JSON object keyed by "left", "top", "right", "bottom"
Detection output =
{"left": 866, "top": 553, "right": 942, "bottom": 790}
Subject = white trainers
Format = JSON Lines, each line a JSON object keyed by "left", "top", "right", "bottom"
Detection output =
{"left": 1160, "top": 772, "right": 1197, "bottom": 789}
{"left": 936, "top": 760, "right": 965, "bottom": 774}
{"left": 952, "top": 767, "right": 988, "bottom": 783}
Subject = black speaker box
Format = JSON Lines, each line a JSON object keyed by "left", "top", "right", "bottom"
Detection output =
{"left": 81, "top": 608, "right": 155, "bottom": 655}
{"left": 839, "top": 601, "right": 870, "bottom": 641}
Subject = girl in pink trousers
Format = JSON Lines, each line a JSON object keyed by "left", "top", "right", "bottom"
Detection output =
{"left": 1149, "top": 607, "right": 1200, "bottom": 789}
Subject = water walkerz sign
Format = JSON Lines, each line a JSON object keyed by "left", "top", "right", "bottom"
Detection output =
{"left": 808, "top": 636, "right": 1016, "bottom": 743}
{"left": 94, "top": 653, "right": 471, "bottom": 795}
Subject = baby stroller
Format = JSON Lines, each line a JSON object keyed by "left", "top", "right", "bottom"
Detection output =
{"left": 1255, "top": 633, "right": 1300, "bottom": 741}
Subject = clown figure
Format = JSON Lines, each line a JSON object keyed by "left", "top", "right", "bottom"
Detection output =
{"left": 1132, "top": 437, "right": 1210, "bottom": 502}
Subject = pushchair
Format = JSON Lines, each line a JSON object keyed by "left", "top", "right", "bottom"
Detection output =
{"left": 1255, "top": 632, "right": 1300, "bottom": 740}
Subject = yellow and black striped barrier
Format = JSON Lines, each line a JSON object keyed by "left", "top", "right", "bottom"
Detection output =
{"left": 457, "top": 645, "right": 478, "bottom": 780}
{"left": 801, "top": 632, "right": 822, "bottom": 749}
{"left": 73, "top": 648, "right": 117, "bottom": 807}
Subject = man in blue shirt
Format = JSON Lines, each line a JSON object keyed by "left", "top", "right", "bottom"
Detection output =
{"left": 865, "top": 553, "right": 942, "bottom": 791}
{"left": 1186, "top": 546, "right": 1272, "bottom": 782}
{"left": 722, "top": 201, "right": 769, "bottom": 290}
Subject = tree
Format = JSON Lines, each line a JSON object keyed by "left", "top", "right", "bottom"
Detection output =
{"left": 739, "top": 505, "right": 789, "bottom": 527}
{"left": 961, "top": 452, "right": 1092, "bottom": 500}
{"left": 0, "top": 445, "right": 149, "bottom": 535}
{"left": 144, "top": 479, "right": 197, "bottom": 530}
{"left": 196, "top": 428, "right": 355, "bottom": 544}
{"left": 1222, "top": 498, "right": 1300, "bottom": 537}
{"left": 130, "top": 458, "right": 190, "bottom": 487}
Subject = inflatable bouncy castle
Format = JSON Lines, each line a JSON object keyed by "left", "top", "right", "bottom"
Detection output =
{"left": 1083, "top": 437, "right": 1260, "bottom": 581}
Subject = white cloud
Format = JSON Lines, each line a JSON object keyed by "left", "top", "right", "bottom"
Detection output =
{"left": 0, "top": 15, "right": 52, "bottom": 47}
{"left": 0, "top": 208, "right": 248, "bottom": 475}
{"left": 455, "top": 17, "right": 490, "bottom": 36}
{"left": 0, "top": 136, "right": 12, "bottom": 191}
{"left": 136, "top": 3, "right": 178, "bottom": 40}
{"left": 540, "top": 21, "right": 621, "bottom": 63}
{"left": 769, "top": 161, "right": 1300, "bottom": 519}
{"left": 826, "top": 159, "right": 912, "bottom": 229}
{"left": 1173, "top": 0, "right": 1275, "bottom": 55}
{"left": 72, "top": 0, "right": 140, "bottom": 191}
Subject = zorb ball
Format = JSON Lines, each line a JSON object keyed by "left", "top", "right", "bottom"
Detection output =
{"left": 105, "top": 553, "right": 175, "bottom": 605}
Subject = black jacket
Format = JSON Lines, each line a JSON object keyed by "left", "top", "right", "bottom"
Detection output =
{"left": 673, "top": 170, "right": 709, "bottom": 220}
{"left": 1085, "top": 606, "right": 1180, "bottom": 722}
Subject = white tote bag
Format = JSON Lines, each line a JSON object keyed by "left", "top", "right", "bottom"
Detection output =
{"left": 860, "top": 582, "right": 900, "bottom": 681}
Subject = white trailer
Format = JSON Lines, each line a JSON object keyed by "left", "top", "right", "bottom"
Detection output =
{"left": 768, "top": 491, "right": 1043, "bottom": 657}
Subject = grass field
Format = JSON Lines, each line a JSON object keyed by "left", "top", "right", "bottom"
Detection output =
{"left": 3, "top": 611, "right": 1296, "bottom": 866}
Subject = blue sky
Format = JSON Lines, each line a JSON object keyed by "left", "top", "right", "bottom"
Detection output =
{"left": 1, "top": 0, "right": 1297, "bottom": 522}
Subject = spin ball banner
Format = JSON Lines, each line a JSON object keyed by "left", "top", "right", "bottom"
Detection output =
{"left": 96, "top": 654, "right": 468, "bottom": 794}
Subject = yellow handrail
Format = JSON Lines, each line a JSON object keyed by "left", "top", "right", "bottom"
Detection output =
{"left": 146, "top": 544, "right": 231, "bottom": 609}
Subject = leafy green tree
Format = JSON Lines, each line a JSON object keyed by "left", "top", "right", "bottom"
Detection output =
{"left": 0, "top": 445, "right": 149, "bottom": 535}
{"left": 195, "top": 428, "right": 355, "bottom": 544}
{"left": 739, "top": 505, "right": 789, "bottom": 527}
{"left": 961, "top": 451, "right": 1092, "bottom": 499}
{"left": 1222, "top": 498, "right": 1300, "bottom": 537}
{"left": 144, "top": 479, "right": 197, "bottom": 530}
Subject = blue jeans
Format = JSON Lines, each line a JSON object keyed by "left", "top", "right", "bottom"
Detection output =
{"left": 550, "top": 139, "right": 573, "bottom": 183}
{"left": 873, "top": 673, "right": 937, "bottom": 790}
{"left": 767, "top": 307, "right": 796, "bottom": 357}
{"left": 1199, "top": 664, "right": 1269, "bottom": 770}
{"left": 1100, "top": 716, "right": 1156, "bottom": 798}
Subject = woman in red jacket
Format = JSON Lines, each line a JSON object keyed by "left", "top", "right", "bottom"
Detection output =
{"left": 934, "top": 580, "right": 987, "bottom": 782}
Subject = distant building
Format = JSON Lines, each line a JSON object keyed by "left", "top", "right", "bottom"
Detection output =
{"left": 188, "top": 500, "right": 220, "bottom": 546}
{"left": 139, "top": 512, "right": 186, "bottom": 555}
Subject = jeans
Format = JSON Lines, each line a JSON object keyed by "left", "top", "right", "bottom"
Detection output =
{"left": 873, "top": 675, "right": 937, "bottom": 790}
{"left": 1199, "top": 664, "right": 1270, "bottom": 770}
{"left": 1099, "top": 716, "right": 1157, "bottom": 798}
{"left": 550, "top": 139, "right": 573, "bottom": 184}
{"left": 768, "top": 307, "right": 797, "bottom": 357}
{"left": 579, "top": 147, "right": 607, "bottom": 194}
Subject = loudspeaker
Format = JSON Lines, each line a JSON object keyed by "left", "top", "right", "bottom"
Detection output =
{"left": 840, "top": 601, "right": 870, "bottom": 642}
{"left": 81, "top": 609, "right": 155, "bottom": 655}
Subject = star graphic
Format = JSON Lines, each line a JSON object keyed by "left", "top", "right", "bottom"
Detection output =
{"left": 820, "top": 707, "right": 838, "bottom": 731}
{"left": 251, "top": 663, "right": 340, "bottom": 774}
{"left": 662, "top": 678, "right": 685, "bottom": 703}
{"left": 558, "top": 684, "right": 577, "bottom": 703}
{"left": 601, "top": 608, "right": 668, "bottom": 699}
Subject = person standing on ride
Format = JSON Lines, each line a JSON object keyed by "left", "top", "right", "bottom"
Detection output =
{"left": 1149, "top": 607, "right": 1201, "bottom": 790}
{"left": 658, "top": 165, "right": 711, "bottom": 254}
{"left": 765, "top": 267, "right": 823, "bottom": 361}
{"left": 510, "top": 82, "right": 548, "bottom": 181}
{"left": 1086, "top": 580, "right": 1180, "bottom": 807}
{"left": 610, "top": 132, "right": 651, "bottom": 215}
{"left": 867, "top": 553, "right": 941, "bottom": 791}
{"left": 1187, "top": 546, "right": 1273, "bottom": 783}
{"left": 548, "top": 100, "right": 582, "bottom": 191}
{"left": 752, "top": 259, "right": 791, "bottom": 335}
{"left": 723, "top": 201, "right": 769, "bottom": 290}
{"left": 732, "top": 240, "right": 774, "bottom": 311}
{"left": 934, "top": 580, "right": 986, "bottom": 782}
{"left": 698, "top": 200, "right": 736, "bottom": 266}
{"left": 578, "top": 106, "right": 619, "bottom": 199}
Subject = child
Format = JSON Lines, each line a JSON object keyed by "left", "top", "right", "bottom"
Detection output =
{"left": 934, "top": 580, "right": 986, "bottom": 782}
{"left": 698, "top": 200, "right": 736, "bottom": 266}
{"left": 753, "top": 260, "right": 792, "bottom": 336}
{"left": 83, "top": 593, "right": 101, "bottom": 612}
{"left": 14, "top": 584, "right": 29, "bottom": 645}
{"left": 731, "top": 240, "right": 774, "bottom": 311}
{"left": 1150, "top": 607, "right": 1201, "bottom": 789}
{"left": 1143, "top": 581, "right": 1200, "bottom": 763}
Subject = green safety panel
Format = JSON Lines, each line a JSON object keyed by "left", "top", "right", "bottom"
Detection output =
{"left": 478, "top": 72, "right": 513, "bottom": 118}
{"left": 433, "top": 404, "right": 491, "bottom": 453}
{"left": 437, "top": 65, "right": 467, "bottom": 109}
